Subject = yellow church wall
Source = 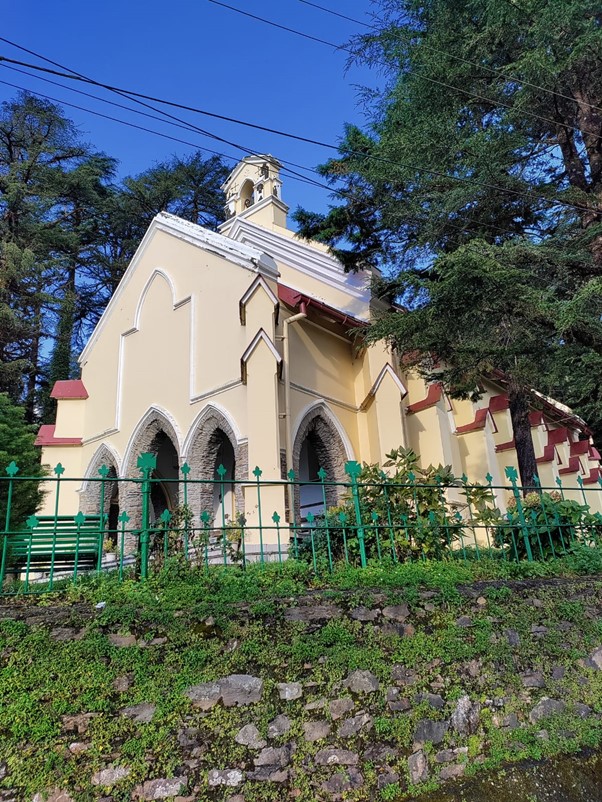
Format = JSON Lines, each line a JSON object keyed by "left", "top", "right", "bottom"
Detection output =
{"left": 53, "top": 399, "right": 86, "bottom": 440}
{"left": 288, "top": 321, "right": 356, "bottom": 408}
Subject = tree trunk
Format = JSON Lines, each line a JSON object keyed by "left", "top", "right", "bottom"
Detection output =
{"left": 508, "top": 383, "right": 539, "bottom": 492}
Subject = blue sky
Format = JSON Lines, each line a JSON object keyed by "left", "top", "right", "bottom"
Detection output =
{"left": 3, "top": 0, "right": 382, "bottom": 222}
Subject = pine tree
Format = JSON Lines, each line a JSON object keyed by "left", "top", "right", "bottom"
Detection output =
{"left": 295, "top": 0, "right": 602, "bottom": 482}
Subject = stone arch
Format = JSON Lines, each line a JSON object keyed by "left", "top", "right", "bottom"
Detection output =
{"left": 184, "top": 405, "right": 248, "bottom": 520}
{"left": 292, "top": 403, "right": 351, "bottom": 518}
{"left": 79, "top": 443, "right": 121, "bottom": 529}
{"left": 122, "top": 408, "right": 181, "bottom": 532}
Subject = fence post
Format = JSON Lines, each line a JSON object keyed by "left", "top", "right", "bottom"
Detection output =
{"left": 505, "top": 466, "right": 533, "bottom": 561}
{"left": 137, "top": 452, "right": 156, "bottom": 580}
{"left": 181, "top": 462, "right": 191, "bottom": 560}
{"left": 1, "top": 461, "right": 19, "bottom": 588}
{"left": 97, "top": 464, "right": 110, "bottom": 573}
{"left": 345, "top": 460, "right": 367, "bottom": 568}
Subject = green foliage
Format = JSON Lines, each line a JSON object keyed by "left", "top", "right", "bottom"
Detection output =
{"left": 295, "top": 0, "right": 602, "bottom": 460}
{"left": 0, "top": 91, "right": 229, "bottom": 420}
{"left": 496, "top": 491, "right": 602, "bottom": 561}
{"left": 0, "top": 393, "right": 46, "bottom": 528}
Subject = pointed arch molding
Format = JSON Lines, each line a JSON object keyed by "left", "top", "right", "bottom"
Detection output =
{"left": 79, "top": 442, "right": 121, "bottom": 516}
{"left": 122, "top": 405, "right": 182, "bottom": 479}
{"left": 360, "top": 363, "right": 408, "bottom": 411}
{"left": 239, "top": 275, "right": 279, "bottom": 325}
{"left": 240, "top": 329, "right": 282, "bottom": 384}
{"left": 131, "top": 269, "right": 190, "bottom": 331}
{"left": 82, "top": 442, "right": 122, "bottom": 486}
{"left": 182, "top": 403, "right": 243, "bottom": 458}
{"left": 292, "top": 401, "right": 355, "bottom": 466}
{"left": 115, "top": 268, "right": 195, "bottom": 429}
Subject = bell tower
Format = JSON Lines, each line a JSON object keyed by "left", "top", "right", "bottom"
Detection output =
{"left": 220, "top": 154, "right": 289, "bottom": 231}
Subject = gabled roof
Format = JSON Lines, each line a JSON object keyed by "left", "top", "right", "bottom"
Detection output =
{"left": 50, "top": 379, "right": 88, "bottom": 399}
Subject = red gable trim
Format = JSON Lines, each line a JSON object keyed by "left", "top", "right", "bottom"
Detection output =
{"left": 536, "top": 444, "right": 556, "bottom": 464}
{"left": 456, "top": 408, "right": 491, "bottom": 434}
{"left": 547, "top": 427, "right": 569, "bottom": 446}
{"left": 570, "top": 440, "right": 590, "bottom": 456}
{"left": 488, "top": 394, "right": 509, "bottom": 413}
{"left": 495, "top": 438, "right": 516, "bottom": 452}
{"left": 406, "top": 382, "right": 443, "bottom": 414}
{"left": 50, "top": 379, "right": 88, "bottom": 400}
{"left": 583, "top": 467, "right": 602, "bottom": 485}
{"left": 35, "top": 425, "right": 82, "bottom": 447}
{"left": 558, "top": 456, "right": 581, "bottom": 475}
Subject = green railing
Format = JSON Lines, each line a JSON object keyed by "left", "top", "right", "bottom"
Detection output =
{"left": 1, "top": 454, "right": 601, "bottom": 594}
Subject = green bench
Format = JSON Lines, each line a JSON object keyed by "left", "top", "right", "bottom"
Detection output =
{"left": 4, "top": 514, "right": 104, "bottom": 573}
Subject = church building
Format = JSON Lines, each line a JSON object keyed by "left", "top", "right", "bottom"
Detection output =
{"left": 36, "top": 155, "right": 602, "bottom": 549}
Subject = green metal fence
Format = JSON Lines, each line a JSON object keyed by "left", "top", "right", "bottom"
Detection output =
{"left": 1, "top": 453, "right": 602, "bottom": 594}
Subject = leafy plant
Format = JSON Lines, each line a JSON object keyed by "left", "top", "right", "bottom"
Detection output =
{"left": 495, "top": 491, "right": 602, "bottom": 561}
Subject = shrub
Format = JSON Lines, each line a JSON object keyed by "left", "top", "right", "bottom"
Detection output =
{"left": 495, "top": 492, "right": 602, "bottom": 560}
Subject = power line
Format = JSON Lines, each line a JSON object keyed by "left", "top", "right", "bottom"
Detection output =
{"left": 0, "top": 53, "right": 592, "bottom": 217}
{"left": 296, "top": 0, "right": 602, "bottom": 116}
{"left": 208, "top": 0, "right": 601, "bottom": 150}
{"left": 0, "top": 75, "right": 533, "bottom": 244}
{"left": 209, "top": 0, "right": 602, "bottom": 155}
{"left": 0, "top": 36, "right": 336, "bottom": 195}
{"left": 0, "top": 37, "right": 533, "bottom": 241}
{"left": 0, "top": 78, "right": 331, "bottom": 196}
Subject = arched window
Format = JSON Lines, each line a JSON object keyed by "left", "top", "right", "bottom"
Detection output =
{"left": 240, "top": 179, "right": 254, "bottom": 209}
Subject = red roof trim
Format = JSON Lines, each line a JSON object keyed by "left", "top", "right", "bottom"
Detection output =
{"left": 558, "top": 456, "right": 581, "bottom": 475}
{"left": 456, "top": 408, "right": 490, "bottom": 434}
{"left": 529, "top": 411, "right": 544, "bottom": 427}
{"left": 547, "top": 427, "right": 569, "bottom": 446}
{"left": 536, "top": 444, "right": 556, "bottom": 464}
{"left": 488, "top": 394, "right": 509, "bottom": 413}
{"left": 50, "top": 379, "right": 88, "bottom": 400}
{"left": 35, "top": 425, "right": 82, "bottom": 447}
{"left": 570, "top": 440, "right": 590, "bottom": 456}
{"left": 495, "top": 438, "right": 516, "bottom": 453}
{"left": 277, "top": 284, "right": 367, "bottom": 331}
{"left": 406, "top": 383, "right": 443, "bottom": 414}
{"left": 583, "top": 467, "right": 602, "bottom": 485}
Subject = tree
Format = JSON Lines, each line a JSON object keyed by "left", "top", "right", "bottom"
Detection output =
{"left": 0, "top": 93, "right": 229, "bottom": 420}
{"left": 295, "top": 0, "right": 602, "bottom": 483}
{"left": 86, "top": 152, "right": 229, "bottom": 318}
{"left": 0, "top": 393, "right": 46, "bottom": 528}
{"left": 0, "top": 92, "right": 115, "bottom": 421}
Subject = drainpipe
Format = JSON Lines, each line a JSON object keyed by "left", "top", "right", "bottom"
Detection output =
{"left": 281, "top": 303, "right": 307, "bottom": 519}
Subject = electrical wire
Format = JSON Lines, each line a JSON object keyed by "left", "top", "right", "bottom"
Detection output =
{"left": 207, "top": 0, "right": 602, "bottom": 150}
{"left": 0, "top": 75, "right": 535, "bottom": 244}
{"left": 296, "top": 0, "right": 602, "bottom": 116}
{"left": 0, "top": 52, "right": 592, "bottom": 217}
{"left": 0, "top": 37, "right": 328, "bottom": 192}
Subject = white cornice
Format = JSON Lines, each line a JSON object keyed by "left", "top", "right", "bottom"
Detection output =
{"left": 221, "top": 218, "right": 372, "bottom": 311}
{"left": 154, "top": 212, "right": 268, "bottom": 271}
